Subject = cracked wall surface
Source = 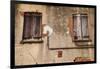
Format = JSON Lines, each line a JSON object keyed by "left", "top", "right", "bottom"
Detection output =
{"left": 15, "top": 4, "right": 95, "bottom": 65}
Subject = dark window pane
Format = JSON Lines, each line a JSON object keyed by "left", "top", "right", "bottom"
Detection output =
{"left": 23, "top": 15, "right": 32, "bottom": 39}
{"left": 32, "top": 16, "right": 41, "bottom": 39}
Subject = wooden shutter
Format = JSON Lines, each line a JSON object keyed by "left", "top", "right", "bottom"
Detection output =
{"left": 23, "top": 13, "right": 33, "bottom": 39}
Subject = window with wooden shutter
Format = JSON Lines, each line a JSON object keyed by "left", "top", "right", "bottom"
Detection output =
{"left": 73, "top": 14, "right": 89, "bottom": 40}
{"left": 21, "top": 12, "right": 43, "bottom": 43}
{"left": 72, "top": 14, "right": 92, "bottom": 46}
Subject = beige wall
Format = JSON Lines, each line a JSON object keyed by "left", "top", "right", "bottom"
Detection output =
{"left": 15, "top": 4, "right": 95, "bottom": 65}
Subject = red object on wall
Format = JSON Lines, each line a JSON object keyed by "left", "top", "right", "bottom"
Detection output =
{"left": 58, "top": 51, "right": 62, "bottom": 58}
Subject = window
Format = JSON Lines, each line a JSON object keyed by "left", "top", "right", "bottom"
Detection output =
{"left": 73, "top": 14, "right": 89, "bottom": 40}
{"left": 22, "top": 12, "right": 43, "bottom": 43}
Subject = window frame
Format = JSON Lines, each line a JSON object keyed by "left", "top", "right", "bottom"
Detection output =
{"left": 21, "top": 12, "right": 43, "bottom": 44}
{"left": 72, "top": 14, "right": 90, "bottom": 41}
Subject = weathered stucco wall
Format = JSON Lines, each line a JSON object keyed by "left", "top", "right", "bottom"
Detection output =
{"left": 15, "top": 4, "right": 49, "bottom": 65}
{"left": 15, "top": 4, "right": 95, "bottom": 65}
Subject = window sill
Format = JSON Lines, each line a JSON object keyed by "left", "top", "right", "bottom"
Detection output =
{"left": 73, "top": 39, "right": 92, "bottom": 42}
{"left": 20, "top": 39, "right": 43, "bottom": 44}
{"left": 72, "top": 39, "right": 93, "bottom": 46}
